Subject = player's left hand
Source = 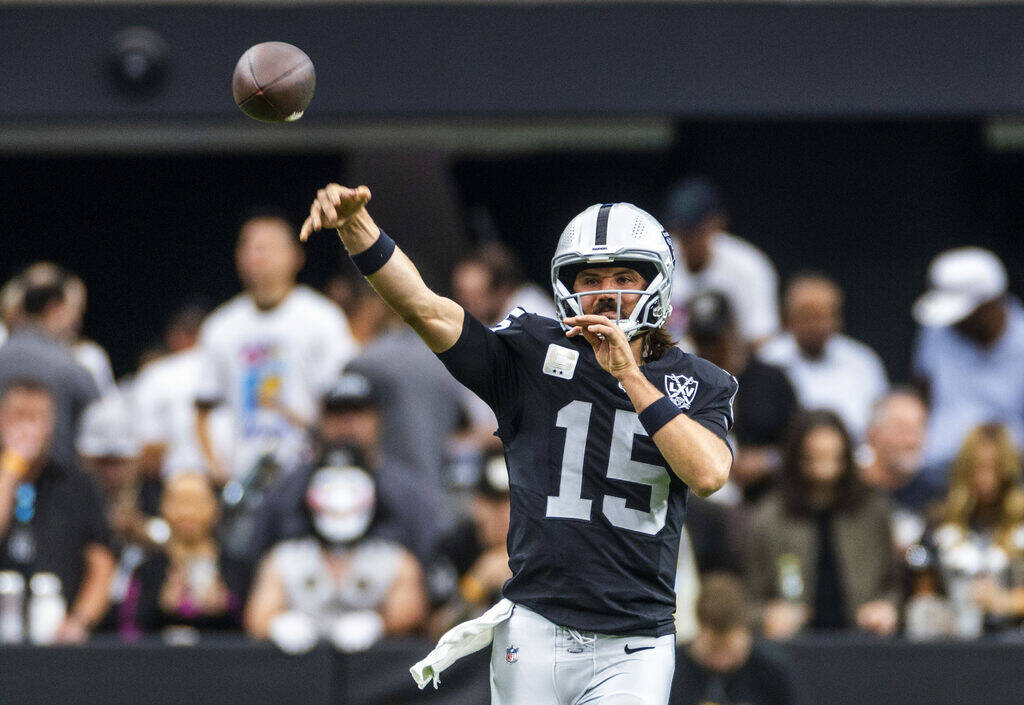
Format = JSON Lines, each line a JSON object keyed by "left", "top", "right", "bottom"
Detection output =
{"left": 564, "top": 314, "right": 638, "bottom": 379}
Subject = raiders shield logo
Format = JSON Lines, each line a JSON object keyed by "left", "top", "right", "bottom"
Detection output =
{"left": 664, "top": 374, "right": 699, "bottom": 409}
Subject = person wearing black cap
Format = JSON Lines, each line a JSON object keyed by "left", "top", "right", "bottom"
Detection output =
{"left": 689, "top": 291, "right": 798, "bottom": 502}
{"left": 662, "top": 176, "right": 780, "bottom": 348}
{"left": 250, "top": 372, "right": 445, "bottom": 564}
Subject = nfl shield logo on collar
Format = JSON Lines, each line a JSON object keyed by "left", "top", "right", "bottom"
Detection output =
{"left": 664, "top": 374, "right": 699, "bottom": 409}
{"left": 506, "top": 645, "right": 519, "bottom": 664}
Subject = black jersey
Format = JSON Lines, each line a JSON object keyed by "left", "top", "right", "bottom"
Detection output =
{"left": 437, "top": 308, "right": 737, "bottom": 636}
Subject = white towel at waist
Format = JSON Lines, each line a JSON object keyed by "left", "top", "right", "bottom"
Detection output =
{"left": 410, "top": 598, "right": 515, "bottom": 690}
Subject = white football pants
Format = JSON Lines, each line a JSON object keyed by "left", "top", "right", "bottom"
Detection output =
{"left": 489, "top": 604, "right": 675, "bottom": 705}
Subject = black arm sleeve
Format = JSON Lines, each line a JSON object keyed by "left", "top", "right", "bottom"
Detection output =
{"left": 435, "top": 310, "right": 520, "bottom": 421}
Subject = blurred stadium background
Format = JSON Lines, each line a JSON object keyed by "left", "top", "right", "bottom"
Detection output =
{"left": 3, "top": 1, "right": 1024, "bottom": 704}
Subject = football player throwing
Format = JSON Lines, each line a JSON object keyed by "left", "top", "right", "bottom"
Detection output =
{"left": 301, "top": 185, "right": 736, "bottom": 705}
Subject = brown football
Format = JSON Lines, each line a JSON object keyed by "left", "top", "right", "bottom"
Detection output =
{"left": 232, "top": 42, "right": 315, "bottom": 123}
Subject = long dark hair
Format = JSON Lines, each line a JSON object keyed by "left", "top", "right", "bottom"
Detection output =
{"left": 778, "top": 409, "right": 867, "bottom": 515}
{"left": 641, "top": 327, "right": 676, "bottom": 363}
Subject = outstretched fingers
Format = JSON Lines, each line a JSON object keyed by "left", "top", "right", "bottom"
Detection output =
{"left": 300, "top": 201, "right": 324, "bottom": 242}
{"left": 299, "top": 184, "right": 373, "bottom": 243}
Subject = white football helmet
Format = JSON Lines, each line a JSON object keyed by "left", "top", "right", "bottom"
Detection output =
{"left": 306, "top": 465, "right": 376, "bottom": 545}
{"left": 551, "top": 203, "right": 675, "bottom": 340}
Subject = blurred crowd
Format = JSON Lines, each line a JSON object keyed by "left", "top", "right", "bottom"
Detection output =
{"left": 1, "top": 179, "right": 1023, "bottom": 673}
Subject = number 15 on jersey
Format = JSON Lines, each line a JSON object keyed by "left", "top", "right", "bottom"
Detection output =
{"left": 546, "top": 400, "right": 671, "bottom": 535}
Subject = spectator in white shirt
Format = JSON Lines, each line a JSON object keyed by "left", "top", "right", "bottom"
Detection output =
{"left": 133, "top": 303, "right": 233, "bottom": 480}
{"left": 64, "top": 274, "right": 117, "bottom": 395}
{"left": 760, "top": 274, "right": 888, "bottom": 440}
{"left": 662, "top": 176, "right": 780, "bottom": 347}
{"left": 195, "top": 212, "right": 356, "bottom": 484}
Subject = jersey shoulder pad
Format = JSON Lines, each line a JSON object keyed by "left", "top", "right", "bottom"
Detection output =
{"left": 490, "top": 308, "right": 562, "bottom": 340}
{"left": 667, "top": 352, "right": 739, "bottom": 410}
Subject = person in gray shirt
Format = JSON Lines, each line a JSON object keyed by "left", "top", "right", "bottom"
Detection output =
{"left": 0, "top": 267, "right": 99, "bottom": 466}
{"left": 345, "top": 318, "right": 466, "bottom": 506}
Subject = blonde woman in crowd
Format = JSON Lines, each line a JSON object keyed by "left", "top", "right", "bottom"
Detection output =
{"left": 930, "top": 423, "right": 1024, "bottom": 635}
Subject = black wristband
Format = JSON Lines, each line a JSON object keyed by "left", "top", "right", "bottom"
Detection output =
{"left": 639, "top": 395, "right": 682, "bottom": 437}
{"left": 350, "top": 229, "right": 396, "bottom": 276}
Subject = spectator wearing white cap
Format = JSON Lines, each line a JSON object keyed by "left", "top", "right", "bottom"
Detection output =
{"left": 662, "top": 176, "right": 780, "bottom": 347}
{"left": 133, "top": 303, "right": 233, "bottom": 481}
{"left": 78, "top": 395, "right": 164, "bottom": 548}
{"left": 912, "top": 247, "right": 1024, "bottom": 482}
{"left": 77, "top": 394, "right": 167, "bottom": 635}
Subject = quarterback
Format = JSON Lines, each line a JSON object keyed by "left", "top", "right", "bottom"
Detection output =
{"left": 300, "top": 185, "right": 737, "bottom": 705}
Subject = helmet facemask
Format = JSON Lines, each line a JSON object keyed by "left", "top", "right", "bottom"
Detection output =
{"left": 553, "top": 260, "right": 671, "bottom": 340}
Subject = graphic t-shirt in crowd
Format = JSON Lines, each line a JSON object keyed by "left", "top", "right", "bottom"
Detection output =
{"left": 196, "top": 286, "right": 355, "bottom": 478}
{"left": 0, "top": 459, "right": 112, "bottom": 605}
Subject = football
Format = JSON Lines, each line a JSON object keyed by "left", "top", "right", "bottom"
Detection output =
{"left": 232, "top": 41, "right": 315, "bottom": 123}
